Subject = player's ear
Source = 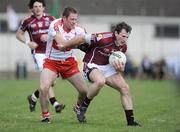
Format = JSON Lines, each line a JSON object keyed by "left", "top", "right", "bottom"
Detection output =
{"left": 114, "top": 31, "right": 118, "bottom": 37}
{"left": 62, "top": 16, "right": 66, "bottom": 21}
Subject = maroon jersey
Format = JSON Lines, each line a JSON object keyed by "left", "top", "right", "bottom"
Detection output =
{"left": 19, "top": 13, "right": 54, "bottom": 53}
{"left": 83, "top": 32, "right": 127, "bottom": 65}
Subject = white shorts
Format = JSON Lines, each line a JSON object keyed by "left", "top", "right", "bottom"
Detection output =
{"left": 32, "top": 53, "right": 46, "bottom": 71}
{"left": 83, "top": 63, "right": 117, "bottom": 80}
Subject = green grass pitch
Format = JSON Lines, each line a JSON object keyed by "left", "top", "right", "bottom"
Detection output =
{"left": 0, "top": 79, "right": 179, "bottom": 132}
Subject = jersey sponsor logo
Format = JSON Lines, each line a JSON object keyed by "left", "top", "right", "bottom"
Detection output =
{"left": 103, "top": 33, "right": 112, "bottom": 38}
{"left": 45, "top": 17, "right": 50, "bottom": 21}
{"left": 45, "top": 21, "right": 50, "bottom": 27}
{"left": 32, "top": 29, "right": 48, "bottom": 35}
{"left": 30, "top": 23, "right": 36, "bottom": 28}
{"left": 37, "top": 22, "right": 43, "bottom": 27}
{"left": 96, "top": 34, "right": 103, "bottom": 41}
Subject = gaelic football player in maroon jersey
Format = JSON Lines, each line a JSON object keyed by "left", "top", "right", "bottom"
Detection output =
{"left": 58, "top": 22, "right": 140, "bottom": 126}
{"left": 16, "top": 0, "right": 65, "bottom": 114}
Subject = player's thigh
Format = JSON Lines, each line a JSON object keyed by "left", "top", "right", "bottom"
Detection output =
{"left": 106, "top": 73, "right": 128, "bottom": 92}
{"left": 67, "top": 72, "right": 87, "bottom": 93}
{"left": 40, "top": 68, "right": 58, "bottom": 89}
{"left": 89, "top": 68, "right": 106, "bottom": 84}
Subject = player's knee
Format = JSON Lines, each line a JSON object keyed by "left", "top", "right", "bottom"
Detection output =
{"left": 51, "top": 81, "right": 56, "bottom": 87}
{"left": 120, "top": 84, "right": 130, "bottom": 95}
{"left": 39, "top": 88, "right": 48, "bottom": 98}
{"left": 40, "top": 83, "right": 51, "bottom": 96}
{"left": 95, "top": 79, "right": 106, "bottom": 88}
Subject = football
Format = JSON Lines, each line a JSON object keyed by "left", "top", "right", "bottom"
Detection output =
{"left": 109, "top": 51, "right": 126, "bottom": 65}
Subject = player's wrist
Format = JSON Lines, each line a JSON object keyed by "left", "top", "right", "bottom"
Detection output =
{"left": 25, "top": 40, "right": 30, "bottom": 45}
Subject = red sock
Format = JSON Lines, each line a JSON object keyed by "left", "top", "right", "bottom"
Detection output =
{"left": 42, "top": 111, "right": 49, "bottom": 118}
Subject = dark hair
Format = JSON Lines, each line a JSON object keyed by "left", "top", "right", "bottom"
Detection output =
{"left": 28, "top": 0, "right": 46, "bottom": 9}
{"left": 114, "top": 22, "right": 132, "bottom": 34}
{"left": 62, "top": 7, "right": 78, "bottom": 18}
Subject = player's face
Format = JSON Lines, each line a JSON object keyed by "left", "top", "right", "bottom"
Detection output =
{"left": 32, "top": 2, "right": 44, "bottom": 18}
{"left": 115, "top": 29, "right": 129, "bottom": 46}
{"left": 63, "top": 13, "right": 78, "bottom": 30}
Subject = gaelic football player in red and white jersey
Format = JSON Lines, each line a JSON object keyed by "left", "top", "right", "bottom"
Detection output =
{"left": 16, "top": 0, "right": 65, "bottom": 114}
{"left": 39, "top": 7, "right": 88, "bottom": 123}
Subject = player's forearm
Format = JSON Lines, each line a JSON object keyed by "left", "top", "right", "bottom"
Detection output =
{"left": 16, "top": 29, "right": 29, "bottom": 44}
{"left": 66, "top": 35, "right": 85, "bottom": 47}
{"left": 56, "top": 34, "right": 86, "bottom": 51}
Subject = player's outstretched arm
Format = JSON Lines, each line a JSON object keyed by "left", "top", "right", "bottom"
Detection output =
{"left": 55, "top": 33, "right": 86, "bottom": 51}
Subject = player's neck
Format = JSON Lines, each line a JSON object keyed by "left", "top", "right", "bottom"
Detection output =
{"left": 63, "top": 25, "right": 71, "bottom": 33}
{"left": 35, "top": 14, "right": 43, "bottom": 19}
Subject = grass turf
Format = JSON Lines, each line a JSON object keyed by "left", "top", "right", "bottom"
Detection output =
{"left": 0, "top": 79, "right": 179, "bottom": 132}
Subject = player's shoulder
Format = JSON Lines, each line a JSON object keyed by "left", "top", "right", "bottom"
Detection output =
{"left": 76, "top": 24, "right": 85, "bottom": 29}
{"left": 49, "top": 18, "right": 61, "bottom": 27}
{"left": 96, "top": 32, "right": 113, "bottom": 37}
{"left": 75, "top": 24, "right": 86, "bottom": 34}
{"left": 92, "top": 32, "right": 114, "bottom": 44}
{"left": 20, "top": 15, "right": 35, "bottom": 24}
{"left": 49, "top": 18, "right": 63, "bottom": 33}
{"left": 94, "top": 32, "right": 113, "bottom": 40}
{"left": 43, "top": 13, "right": 55, "bottom": 21}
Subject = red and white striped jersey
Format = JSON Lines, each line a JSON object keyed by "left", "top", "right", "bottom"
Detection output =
{"left": 46, "top": 18, "right": 86, "bottom": 60}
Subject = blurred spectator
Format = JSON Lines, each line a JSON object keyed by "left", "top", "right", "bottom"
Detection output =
{"left": 152, "top": 59, "right": 165, "bottom": 80}
{"left": 165, "top": 56, "right": 180, "bottom": 81}
{"left": 6, "top": 5, "right": 19, "bottom": 32}
{"left": 124, "top": 54, "right": 138, "bottom": 78}
{"left": 140, "top": 55, "right": 154, "bottom": 79}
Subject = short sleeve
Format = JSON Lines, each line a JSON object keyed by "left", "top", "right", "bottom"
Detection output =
{"left": 48, "top": 22, "right": 57, "bottom": 37}
{"left": 19, "top": 19, "right": 28, "bottom": 32}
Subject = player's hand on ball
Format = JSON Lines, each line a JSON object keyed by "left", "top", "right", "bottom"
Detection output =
{"left": 112, "top": 60, "right": 125, "bottom": 72}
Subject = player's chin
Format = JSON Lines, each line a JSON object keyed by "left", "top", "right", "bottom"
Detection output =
{"left": 121, "top": 41, "right": 126, "bottom": 45}
{"left": 70, "top": 25, "right": 76, "bottom": 29}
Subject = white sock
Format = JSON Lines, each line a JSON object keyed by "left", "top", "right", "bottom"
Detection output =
{"left": 31, "top": 94, "right": 38, "bottom": 102}
{"left": 53, "top": 101, "right": 60, "bottom": 107}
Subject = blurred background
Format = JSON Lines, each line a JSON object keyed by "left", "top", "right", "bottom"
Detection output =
{"left": 0, "top": 0, "right": 179, "bottom": 82}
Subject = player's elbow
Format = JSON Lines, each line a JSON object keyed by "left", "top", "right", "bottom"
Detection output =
{"left": 15, "top": 30, "right": 23, "bottom": 40}
{"left": 15, "top": 32, "right": 19, "bottom": 40}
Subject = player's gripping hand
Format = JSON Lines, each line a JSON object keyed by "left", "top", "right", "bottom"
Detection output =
{"left": 57, "top": 44, "right": 66, "bottom": 51}
{"left": 111, "top": 60, "right": 125, "bottom": 72}
{"left": 40, "top": 34, "right": 48, "bottom": 42}
{"left": 27, "top": 41, "right": 38, "bottom": 50}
